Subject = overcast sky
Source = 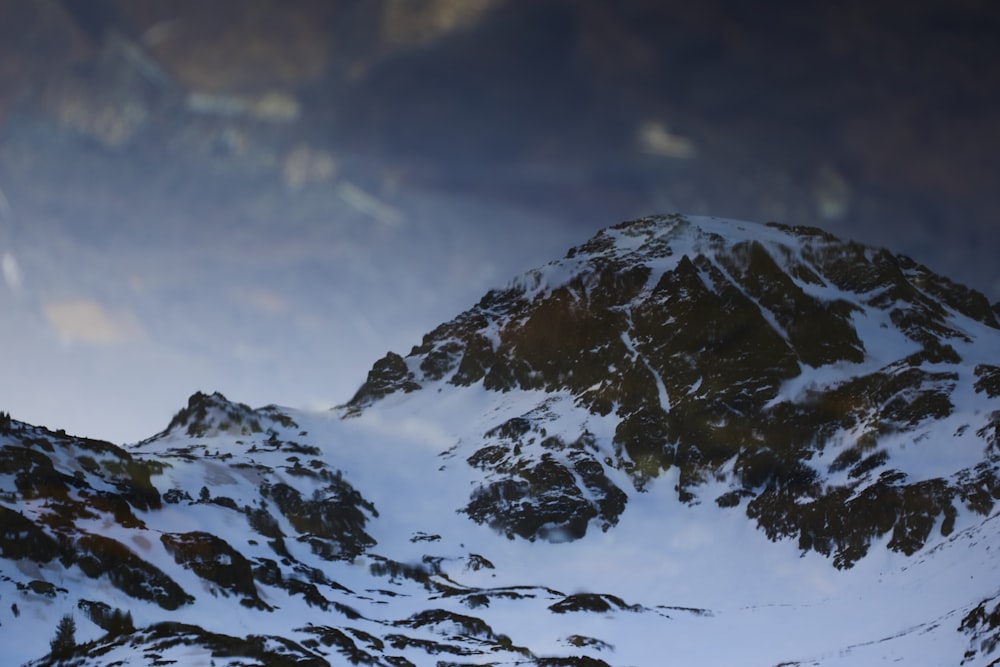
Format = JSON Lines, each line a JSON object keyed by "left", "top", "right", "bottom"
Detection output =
{"left": 0, "top": 0, "right": 997, "bottom": 443}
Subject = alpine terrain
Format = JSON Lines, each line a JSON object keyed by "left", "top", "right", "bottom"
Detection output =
{"left": 2, "top": 214, "right": 1000, "bottom": 666}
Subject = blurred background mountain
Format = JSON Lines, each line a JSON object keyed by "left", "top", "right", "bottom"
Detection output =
{"left": 0, "top": 0, "right": 997, "bottom": 442}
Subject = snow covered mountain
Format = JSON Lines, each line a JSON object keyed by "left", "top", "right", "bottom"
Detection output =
{"left": 2, "top": 214, "right": 1000, "bottom": 665}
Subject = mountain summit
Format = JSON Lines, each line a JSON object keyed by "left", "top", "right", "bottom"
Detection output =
{"left": 352, "top": 214, "right": 1000, "bottom": 564}
{"left": 3, "top": 215, "right": 1000, "bottom": 666}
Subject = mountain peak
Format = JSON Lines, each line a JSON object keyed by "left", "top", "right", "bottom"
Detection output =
{"left": 353, "top": 215, "right": 997, "bottom": 407}
{"left": 349, "top": 214, "right": 1000, "bottom": 564}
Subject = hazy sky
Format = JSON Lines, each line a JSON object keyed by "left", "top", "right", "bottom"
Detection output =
{"left": 0, "top": 0, "right": 997, "bottom": 443}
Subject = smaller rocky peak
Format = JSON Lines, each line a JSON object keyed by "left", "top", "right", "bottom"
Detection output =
{"left": 345, "top": 352, "right": 421, "bottom": 414}
{"left": 146, "top": 391, "right": 298, "bottom": 441}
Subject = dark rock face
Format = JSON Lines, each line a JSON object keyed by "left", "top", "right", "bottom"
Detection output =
{"left": 350, "top": 215, "right": 1000, "bottom": 562}
{"left": 347, "top": 352, "right": 422, "bottom": 411}
{"left": 466, "top": 421, "right": 627, "bottom": 540}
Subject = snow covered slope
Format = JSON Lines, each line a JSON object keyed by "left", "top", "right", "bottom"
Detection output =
{"left": 2, "top": 214, "right": 1000, "bottom": 665}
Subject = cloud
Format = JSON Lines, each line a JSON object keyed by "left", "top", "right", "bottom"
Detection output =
{"left": 43, "top": 300, "right": 145, "bottom": 344}
{"left": 1, "top": 252, "right": 22, "bottom": 294}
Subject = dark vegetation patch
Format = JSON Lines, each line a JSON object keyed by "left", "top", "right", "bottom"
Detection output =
{"left": 448, "top": 585, "right": 562, "bottom": 609}
{"left": 565, "top": 635, "right": 613, "bottom": 651}
{"left": 0, "top": 500, "right": 192, "bottom": 609}
{"left": 78, "top": 491, "right": 145, "bottom": 528}
{"left": 534, "top": 657, "right": 611, "bottom": 666}
{"left": 465, "top": 553, "right": 494, "bottom": 570}
{"left": 975, "top": 365, "right": 1000, "bottom": 398}
{"left": 297, "top": 625, "right": 381, "bottom": 664}
{"left": 93, "top": 456, "right": 165, "bottom": 511}
{"left": 395, "top": 608, "right": 498, "bottom": 640}
{"left": 78, "top": 599, "right": 135, "bottom": 636}
{"left": 410, "top": 531, "right": 441, "bottom": 542}
{"left": 18, "top": 579, "right": 66, "bottom": 597}
{"left": 161, "top": 531, "right": 265, "bottom": 608}
{"left": 74, "top": 533, "right": 193, "bottom": 609}
{"left": 657, "top": 605, "right": 714, "bottom": 617}
{"left": 368, "top": 554, "right": 441, "bottom": 586}
{"left": 404, "top": 610, "right": 530, "bottom": 659}
{"left": 282, "top": 441, "right": 322, "bottom": 456}
{"left": 261, "top": 477, "right": 377, "bottom": 561}
{"left": 0, "top": 428, "right": 165, "bottom": 532}
{"left": 978, "top": 412, "right": 1000, "bottom": 451}
{"left": 384, "top": 633, "right": 470, "bottom": 656}
{"left": 829, "top": 446, "right": 864, "bottom": 473}
{"left": 548, "top": 593, "right": 643, "bottom": 614}
{"left": 715, "top": 489, "right": 754, "bottom": 508}
{"left": 848, "top": 450, "right": 890, "bottom": 480}
{"left": 1, "top": 444, "right": 80, "bottom": 506}
{"left": 251, "top": 559, "right": 355, "bottom": 610}
{"left": 246, "top": 504, "right": 284, "bottom": 539}
{"left": 63, "top": 622, "right": 330, "bottom": 667}
{"left": 960, "top": 593, "right": 1000, "bottom": 664}
{"left": 0, "top": 505, "right": 61, "bottom": 561}
{"left": 209, "top": 495, "right": 240, "bottom": 511}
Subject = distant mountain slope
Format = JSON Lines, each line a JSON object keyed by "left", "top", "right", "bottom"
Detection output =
{"left": 2, "top": 215, "right": 999, "bottom": 666}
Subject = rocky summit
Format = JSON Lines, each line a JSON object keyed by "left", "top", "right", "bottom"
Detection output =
{"left": 2, "top": 215, "right": 1000, "bottom": 666}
